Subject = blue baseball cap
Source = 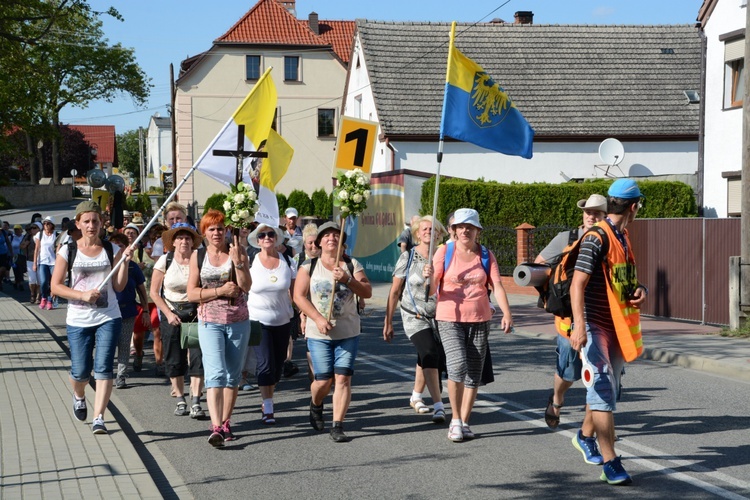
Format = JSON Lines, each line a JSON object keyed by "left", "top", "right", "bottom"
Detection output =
{"left": 608, "top": 179, "right": 644, "bottom": 200}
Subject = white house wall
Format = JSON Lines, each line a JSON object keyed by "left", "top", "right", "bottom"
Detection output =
{"left": 380, "top": 140, "right": 698, "bottom": 183}
{"left": 176, "top": 46, "right": 348, "bottom": 207}
{"left": 702, "top": 0, "right": 744, "bottom": 218}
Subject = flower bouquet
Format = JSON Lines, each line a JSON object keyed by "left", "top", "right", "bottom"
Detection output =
{"left": 333, "top": 168, "right": 371, "bottom": 217}
{"left": 222, "top": 181, "right": 259, "bottom": 228}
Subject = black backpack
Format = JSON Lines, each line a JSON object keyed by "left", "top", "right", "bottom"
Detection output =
{"left": 538, "top": 227, "right": 608, "bottom": 319}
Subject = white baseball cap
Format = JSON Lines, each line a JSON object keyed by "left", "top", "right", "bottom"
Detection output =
{"left": 285, "top": 207, "right": 299, "bottom": 218}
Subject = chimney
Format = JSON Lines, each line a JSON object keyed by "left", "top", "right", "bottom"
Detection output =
{"left": 276, "top": 0, "right": 296, "bottom": 17}
{"left": 514, "top": 11, "right": 533, "bottom": 24}
{"left": 308, "top": 11, "right": 319, "bottom": 35}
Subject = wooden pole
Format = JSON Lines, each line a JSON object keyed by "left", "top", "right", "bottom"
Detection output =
{"left": 740, "top": 5, "right": 750, "bottom": 327}
{"left": 326, "top": 218, "right": 347, "bottom": 321}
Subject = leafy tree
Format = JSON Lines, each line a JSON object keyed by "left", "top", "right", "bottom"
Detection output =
{"left": 286, "top": 189, "right": 313, "bottom": 217}
{"left": 311, "top": 188, "right": 332, "bottom": 218}
{"left": 117, "top": 129, "right": 141, "bottom": 180}
{"left": 203, "top": 192, "right": 226, "bottom": 215}
{"left": 276, "top": 193, "right": 287, "bottom": 216}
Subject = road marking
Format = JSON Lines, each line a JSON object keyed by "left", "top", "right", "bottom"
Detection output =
{"left": 357, "top": 351, "right": 750, "bottom": 499}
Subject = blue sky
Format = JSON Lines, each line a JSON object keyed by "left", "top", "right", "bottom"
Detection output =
{"left": 58, "top": 0, "right": 705, "bottom": 134}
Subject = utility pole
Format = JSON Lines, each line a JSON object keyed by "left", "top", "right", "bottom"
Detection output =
{"left": 168, "top": 63, "right": 177, "bottom": 199}
{"left": 741, "top": 3, "right": 750, "bottom": 327}
{"left": 138, "top": 127, "right": 145, "bottom": 193}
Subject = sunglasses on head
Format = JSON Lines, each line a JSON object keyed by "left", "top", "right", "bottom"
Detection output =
{"left": 258, "top": 231, "right": 276, "bottom": 239}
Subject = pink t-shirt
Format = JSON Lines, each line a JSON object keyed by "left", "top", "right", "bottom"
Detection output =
{"left": 433, "top": 243, "right": 502, "bottom": 323}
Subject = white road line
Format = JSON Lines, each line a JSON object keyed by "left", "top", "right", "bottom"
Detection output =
{"left": 357, "top": 351, "right": 750, "bottom": 500}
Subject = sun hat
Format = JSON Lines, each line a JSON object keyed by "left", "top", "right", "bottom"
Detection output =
{"left": 161, "top": 222, "right": 202, "bottom": 252}
{"left": 123, "top": 223, "right": 140, "bottom": 234}
{"left": 451, "top": 208, "right": 482, "bottom": 230}
{"left": 315, "top": 221, "right": 347, "bottom": 247}
{"left": 131, "top": 212, "right": 144, "bottom": 225}
{"left": 247, "top": 224, "right": 285, "bottom": 248}
{"left": 577, "top": 194, "right": 608, "bottom": 213}
{"left": 285, "top": 207, "right": 299, "bottom": 218}
{"left": 75, "top": 200, "right": 102, "bottom": 217}
{"left": 42, "top": 215, "right": 55, "bottom": 225}
{"left": 33, "top": 222, "right": 42, "bottom": 231}
{"left": 13, "top": 224, "right": 22, "bottom": 230}
{"left": 608, "top": 179, "right": 644, "bottom": 200}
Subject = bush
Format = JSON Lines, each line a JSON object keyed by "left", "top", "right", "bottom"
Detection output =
{"left": 147, "top": 186, "right": 164, "bottom": 194}
{"left": 420, "top": 178, "right": 697, "bottom": 228}
{"left": 276, "top": 193, "right": 287, "bottom": 216}
{"left": 126, "top": 192, "right": 154, "bottom": 216}
{"left": 0, "top": 194, "right": 12, "bottom": 210}
{"left": 286, "top": 189, "right": 314, "bottom": 217}
{"left": 311, "top": 189, "right": 332, "bottom": 218}
{"left": 203, "top": 192, "right": 226, "bottom": 215}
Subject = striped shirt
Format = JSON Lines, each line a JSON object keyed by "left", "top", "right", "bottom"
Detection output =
{"left": 574, "top": 234, "right": 614, "bottom": 330}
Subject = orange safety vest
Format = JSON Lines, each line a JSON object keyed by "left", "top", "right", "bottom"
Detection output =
{"left": 596, "top": 221, "right": 643, "bottom": 362}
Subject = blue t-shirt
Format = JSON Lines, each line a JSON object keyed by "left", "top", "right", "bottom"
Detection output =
{"left": 116, "top": 261, "right": 145, "bottom": 319}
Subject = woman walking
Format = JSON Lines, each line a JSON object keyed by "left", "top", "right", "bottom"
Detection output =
{"left": 293, "top": 222, "right": 372, "bottom": 442}
{"left": 151, "top": 222, "right": 206, "bottom": 418}
{"left": 34, "top": 216, "right": 57, "bottom": 309}
{"left": 246, "top": 223, "right": 296, "bottom": 424}
{"left": 425, "top": 208, "right": 513, "bottom": 442}
{"left": 186, "top": 210, "right": 250, "bottom": 447}
{"left": 50, "top": 201, "right": 132, "bottom": 434}
{"left": 384, "top": 216, "right": 447, "bottom": 424}
{"left": 21, "top": 223, "right": 41, "bottom": 303}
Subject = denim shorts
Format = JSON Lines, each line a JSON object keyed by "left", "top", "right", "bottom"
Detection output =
{"left": 556, "top": 334, "right": 582, "bottom": 382}
{"left": 307, "top": 336, "right": 360, "bottom": 380}
{"left": 68, "top": 317, "right": 122, "bottom": 381}
{"left": 198, "top": 320, "right": 250, "bottom": 389}
{"left": 582, "top": 322, "right": 625, "bottom": 412}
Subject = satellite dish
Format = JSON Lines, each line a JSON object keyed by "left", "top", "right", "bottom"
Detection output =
{"left": 105, "top": 175, "right": 125, "bottom": 193}
{"left": 86, "top": 169, "right": 106, "bottom": 188}
{"left": 599, "top": 138, "right": 625, "bottom": 166}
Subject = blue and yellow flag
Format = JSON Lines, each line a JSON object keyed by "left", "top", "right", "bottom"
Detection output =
{"left": 440, "top": 22, "right": 534, "bottom": 159}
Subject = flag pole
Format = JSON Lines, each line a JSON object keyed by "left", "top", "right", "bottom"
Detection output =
{"left": 327, "top": 217, "right": 348, "bottom": 322}
{"left": 96, "top": 162, "right": 201, "bottom": 291}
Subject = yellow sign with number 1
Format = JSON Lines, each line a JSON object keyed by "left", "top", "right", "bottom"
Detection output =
{"left": 92, "top": 189, "right": 110, "bottom": 211}
{"left": 333, "top": 116, "right": 379, "bottom": 175}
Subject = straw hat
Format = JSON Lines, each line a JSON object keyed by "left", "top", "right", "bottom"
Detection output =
{"left": 247, "top": 223, "right": 285, "bottom": 248}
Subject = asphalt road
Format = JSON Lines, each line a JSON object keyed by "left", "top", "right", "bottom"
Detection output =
{"left": 8, "top": 284, "right": 750, "bottom": 500}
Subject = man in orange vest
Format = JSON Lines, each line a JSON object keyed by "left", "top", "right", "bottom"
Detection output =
{"left": 569, "top": 179, "right": 648, "bottom": 486}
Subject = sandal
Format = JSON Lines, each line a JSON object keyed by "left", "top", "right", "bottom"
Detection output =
{"left": 432, "top": 408, "right": 446, "bottom": 424}
{"left": 410, "top": 398, "right": 430, "bottom": 414}
{"left": 448, "top": 422, "right": 464, "bottom": 442}
{"left": 544, "top": 392, "right": 562, "bottom": 429}
{"left": 261, "top": 413, "right": 276, "bottom": 425}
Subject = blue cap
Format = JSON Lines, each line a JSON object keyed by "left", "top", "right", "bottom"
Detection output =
{"left": 608, "top": 179, "right": 643, "bottom": 200}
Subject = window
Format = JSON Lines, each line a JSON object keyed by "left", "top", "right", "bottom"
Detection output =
{"left": 318, "top": 109, "right": 335, "bottom": 137}
{"left": 730, "top": 58, "right": 744, "bottom": 107}
{"left": 284, "top": 56, "right": 300, "bottom": 81}
{"left": 245, "top": 55, "right": 261, "bottom": 80}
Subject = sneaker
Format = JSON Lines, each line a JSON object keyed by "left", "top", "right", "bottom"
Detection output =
{"left": 73, "top": 396, "right": 87, "bottom": 422}
{"left": 448, "top": 422, "right": 464, "bottom": 442}
{"left": 92, "top": 414, "right": 107, "bottom": 434}
{"left": 282, "top": 360, "right": 299, "bottom": 378}
{"left": 309, "top": 402, "right": 325, "bottom": 431}
{"left": 47, "top": 298, "right": 55, "bottom": 309}
{"left": 240, "top": 379, "right": 255, "bottom": 391}
{"left": 115, "top": 375, "right": 127, "bottom": 389}
{"left": 261, "top": 413, "right": 276, "bottom": 425}
{"left": 600, "top": 456, "right": 632, "bottom": 485}
{"left": 330, "top": 425, "right": 350, "bottom": 443}
{"left": 174, "top": 401, "right": 189, "bottom": 416}
{"left": 133, "top": 354, "right": 143, "bottom": 372}
{"left": 39, "top": 298, "right": 47, "bottom": 309}
{"left": 432, "top": 408, "right": 446, "bottom": 424}
{"left": 190, "top": 404, "right": 206, "bottom": 419}
{"left": 461, "top": 424, "right": 475, "bottom": 440}
{"left": 572, "top": 429, "right": 604, "bottom": 465}
{"left": 222, "top": 420, "right": 236, "bottom": 441}
{"left": 208, "top": 426, "right": 224, "bottom": 447}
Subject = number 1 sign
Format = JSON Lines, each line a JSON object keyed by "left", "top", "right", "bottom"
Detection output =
{"left": 333, "top": 116, "right": 378, "bottom": 176}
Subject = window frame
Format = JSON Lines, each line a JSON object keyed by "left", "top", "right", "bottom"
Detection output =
{"left": 284, "top": 55, "right": 301, "bottom": 82}
{"left": 730, "top": 58, "right": 744, "bottom": 108}
{"left": 245, "top": 55, "right": 262, "bottom": 81}
{"left": 317, "top": 108, "right": 336, "bottom": 138}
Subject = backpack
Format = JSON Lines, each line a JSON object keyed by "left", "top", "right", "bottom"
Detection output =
{"left": 67, "top": 240, "right": 115, "bottom": 286}
{"left": 540, "top": 226, "right": 609, "bottom": 319}
{"left": 441, "top": 241, "right": 493, "bottom": 297}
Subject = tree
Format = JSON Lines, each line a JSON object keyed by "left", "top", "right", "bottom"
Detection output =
{"left": 117, "top": 129, "right": 141, "bottom": 179}
{"left": 286, "top": 189, "right": 314, "bottom": 217}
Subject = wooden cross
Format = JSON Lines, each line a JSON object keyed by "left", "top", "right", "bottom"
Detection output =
{"left": 212, "top": 124, "right": 268, "bottom": 186}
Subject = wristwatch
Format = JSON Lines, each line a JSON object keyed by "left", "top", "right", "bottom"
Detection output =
{"left": 346, "top": 275, "right": 353, "bottom": 285}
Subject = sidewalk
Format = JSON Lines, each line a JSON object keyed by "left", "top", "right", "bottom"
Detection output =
{"left": 1, "top": 282, "right": 748, "bottom": 499}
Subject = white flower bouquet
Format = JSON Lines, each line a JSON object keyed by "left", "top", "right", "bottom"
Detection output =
{"left": 333, "top": 168, "right": 371, "bottom": 217}
{"left": 222, "top": 181, "right": 259, "bottom": 228}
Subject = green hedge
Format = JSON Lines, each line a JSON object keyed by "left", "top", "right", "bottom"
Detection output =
{"left": 203, "top": 192, "right": 226, "bottom": 215}
{"left": 420, "top": 178, "right": 697, "bottom": 227}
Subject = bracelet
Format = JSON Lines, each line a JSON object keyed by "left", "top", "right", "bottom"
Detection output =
{"left": 234, "top": 262, "right": 245, "bottom": 270}
{"left": 199, "top": 289, "right": 203, "bottom": 301}
{"left": 346, "top": 275, "right": 353, "bottom": 285}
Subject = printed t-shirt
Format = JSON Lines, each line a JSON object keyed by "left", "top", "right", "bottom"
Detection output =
{"left": 302, "top": 257, "right": 363, "bottom": 341}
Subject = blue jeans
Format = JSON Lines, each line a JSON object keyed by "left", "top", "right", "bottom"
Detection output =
{"left": 582, "top": 322, "right": 625, "bottom": 412}
{"left": 307, "top": 336, "right": 360, "bottom": 380}
{"left": 199, "top": 320, "right": 250, "bottom": 389}
{"left": 38, "top": 264, "right": 53, "bottom": 300}
{"left": 556, "top": 334, "right": 582, "bottom": 382}
{"left": 68, "top": 318, "right": 122, "bottom": 381}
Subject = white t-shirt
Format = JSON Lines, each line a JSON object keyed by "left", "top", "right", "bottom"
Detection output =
{"left": 246, "top": 252, "right": 297, "bottom": 326}
{"left": 153, "top": 253, "right": 190, "bottom": 303}
{"left": 150, "top": 237, "right": 165, "bottom": 258}
{"left": 35, "top": 231, "right": 57, "bottom": 266}
{"left": 58, "top": 244, "right": 121, "bottom": 327}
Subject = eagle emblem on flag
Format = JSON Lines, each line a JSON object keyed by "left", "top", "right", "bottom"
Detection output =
{"left": 470, "top": 72, "right": 516, "bottom": 128}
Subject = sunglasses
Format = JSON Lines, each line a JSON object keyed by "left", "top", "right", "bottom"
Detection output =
{"left": 258, "top": 231, "right": 276, "bottom": 239}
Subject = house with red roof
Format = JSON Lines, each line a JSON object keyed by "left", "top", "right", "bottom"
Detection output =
{"left": 175, "top": 0, "right": 355, "bottom": 208}
{"left": 67, "top": 124, "right": 117, "bottom": 176}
